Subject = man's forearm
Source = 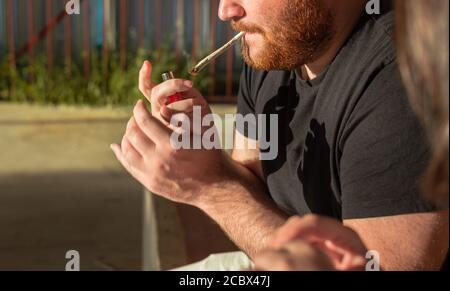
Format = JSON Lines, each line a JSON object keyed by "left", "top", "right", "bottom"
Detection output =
{"left": 345, "top": 211, "right": 449, "bottom": 270}
{"left": 196, "top": 153, "right": 288, "bottom": 258}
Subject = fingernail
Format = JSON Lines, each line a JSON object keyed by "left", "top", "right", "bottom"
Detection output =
{"left": 184, "top": 80, "right": 193, "bottom": 88}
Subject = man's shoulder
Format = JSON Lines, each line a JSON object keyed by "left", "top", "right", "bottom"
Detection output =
{"left": 343, "top": 11, "right": 396, "bottom": 67}
{"left": 321, "top": 11, "right": 399, "bottom": 103}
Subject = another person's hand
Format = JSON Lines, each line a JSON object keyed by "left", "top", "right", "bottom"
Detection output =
{"left": 111, "top": 61, "right": 227, "bottom": 207}
{"left": 253, "top": 239, "right": 336, "bottom": 271}
{"left": 253, "top": 215, "right": 368, "bottom": 271}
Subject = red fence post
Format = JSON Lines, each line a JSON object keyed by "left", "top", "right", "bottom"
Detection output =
{"left": 64, "top": 1, "right": 72, "bottom": 74}
{"left": 192, "top": 0, "right": 200, "bottom": 60}
{"left": 138, "top": 0, "right": 145, "bottom": 49}
{"left": 83, "top": 0, "right": 90, "bottom": 77}
{"left": 46, "top": 0, "right": 54, "bottom": 70}
{"left": 5, "top": 0, "right": 15, "bottom": 100}
{"left": 176, "top": 0, "right": 184, "bottom": 62}
{"left": 5, "top": 0, "right": 15, "bottom": 67}
{"left": 15, "top": 1, "right": 74, "bottom": 62}
{"left": 120, "top": 0, "right": 127, "bottom": 70}
{"left": 27, "top": 0, "right": 35, "bottom": 65}
{"left": 155, "top": 0, "right": 162, "bottom": 52}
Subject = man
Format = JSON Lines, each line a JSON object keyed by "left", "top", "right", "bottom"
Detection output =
{"left": 253, "top": 0, "right": 450, "bottom": 271}
{"left": 111, "top": 0, "right": 448, "bottom": 270}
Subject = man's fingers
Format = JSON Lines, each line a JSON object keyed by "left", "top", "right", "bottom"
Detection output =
{"left": 111, "top": 143, "right": 135, "bottom": 174}
{"left": 160, "top": 97, "right": 208, "bottom": 122}
{"left": 282, "top": 240, "right": 335, "bottom": 270}
{"left": 269, "top": 216, "right": 306, "bottom": 248}
{"left": 133, "top": 99, "right": 171, "bottom": 143}
{"left": 151, "top": 79, "right": 194, "bottom": 109}
{"left": 271, "top": 215, "right": 367, "bottom": 255}
{"left": 111, "top": 142, "right": 149, "bottom": 188}
{"left": 254, "top": 241, "right": 335, "bottom": 271}
{"left": 139, "top": 60, "right": 155, "bottom": 101}
{"left": 253, "top": 250, "right": 294, "bottom": 271}
{"left": 269, "top": 215, "right": 367, "bottom": 271}
{"left": 111, "top": 143, "right": 126, "bottom": 166}
{"left": 270, "top": 216, "right": 334, "bottom": 248}
{"left": 270, "top": 215, "right": 339, "bottom": 247}
{"left": 125, "top": 117, "right": 155, "bottom": 157}
{"left": 321, "top": 240, "right": 366, "bottom": 270}
{"left": 121, "top": 135, "right": 146, "bottom": 173}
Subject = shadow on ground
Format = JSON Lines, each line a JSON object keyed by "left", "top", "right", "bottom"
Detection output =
{"left": 0, "top": 171, "right": 143, "bottom": 271}
{"left": 0, "top": 103, "right": 238, "bottom": 271}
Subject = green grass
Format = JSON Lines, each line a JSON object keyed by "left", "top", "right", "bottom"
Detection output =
{"left": 0, "top": 47, "right": 211, "bottom": 106}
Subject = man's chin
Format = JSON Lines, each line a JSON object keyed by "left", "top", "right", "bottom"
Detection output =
{"left": 242, "top": 45, "right": 270, "bottom": 71}
{"left": 242, "top": 45, "right": 304, "bottom": 71}
{"left": 243, "top": 53, "right": 283, "bottom": 71}
{"left": 242, "top": 53, "right": 265, "bottom": 71}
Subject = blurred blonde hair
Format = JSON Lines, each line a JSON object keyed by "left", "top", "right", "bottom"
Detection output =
{"left": 395, "top": 0, "right": 449, "bottom": 207}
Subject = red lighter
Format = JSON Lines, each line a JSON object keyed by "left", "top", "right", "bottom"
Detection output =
{"left": 162, "top": 71, "right": 185, "bottom": 105}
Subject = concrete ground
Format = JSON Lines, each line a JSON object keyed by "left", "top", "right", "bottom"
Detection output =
{"left": 0, "top": 102, "right": 237, "bottom": 271}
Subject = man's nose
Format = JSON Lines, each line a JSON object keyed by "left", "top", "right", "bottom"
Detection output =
{"left": 218, "top": 0, "right": 245, "bottom": 21}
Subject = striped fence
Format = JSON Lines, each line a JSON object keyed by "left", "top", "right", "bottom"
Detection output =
{"left": 0, "top": 0, "right": 243, "bottom": 102}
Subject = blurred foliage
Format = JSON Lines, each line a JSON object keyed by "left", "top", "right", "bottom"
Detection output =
{"left": 0, "top": 47, "right": 211, "bottom": 106}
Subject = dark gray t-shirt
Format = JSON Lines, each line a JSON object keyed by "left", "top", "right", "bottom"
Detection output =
{"left": 237, "top": 12, "right": 435, "bottom": 220}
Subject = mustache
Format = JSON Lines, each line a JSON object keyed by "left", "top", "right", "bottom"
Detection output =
{"left": 231, "top": 21, "right": 265, "bottom": 35}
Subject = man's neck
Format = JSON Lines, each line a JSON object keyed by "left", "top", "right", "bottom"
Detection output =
{"left": 298, "top": 4, "right": 365, "bottom": 81}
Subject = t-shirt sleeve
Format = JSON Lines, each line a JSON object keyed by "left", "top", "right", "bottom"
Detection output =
{"left": 236, "top": 64, "right": 258, "bottom": 139}
{"left": 339, "top": 62, "right": 436, "bottom": 219}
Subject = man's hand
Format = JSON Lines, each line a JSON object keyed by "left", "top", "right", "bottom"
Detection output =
{"left": 111, "top": 61, "right": 289, "bottom": 257}
{"left": 111, "top": 60, "right": 228, "bottom": 205}
{"left": 253, "top": 240, "right": 335, "bottom": 271}
{"left": 111, "top": 99, "right": 228, "bottom": 206}
{"left": 253, "top": 215, "right": 368, "bottom": 271}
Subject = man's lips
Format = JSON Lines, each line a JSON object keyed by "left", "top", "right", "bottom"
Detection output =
{"left": 232, "top": 23, "right": 264, "bottom": 43}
